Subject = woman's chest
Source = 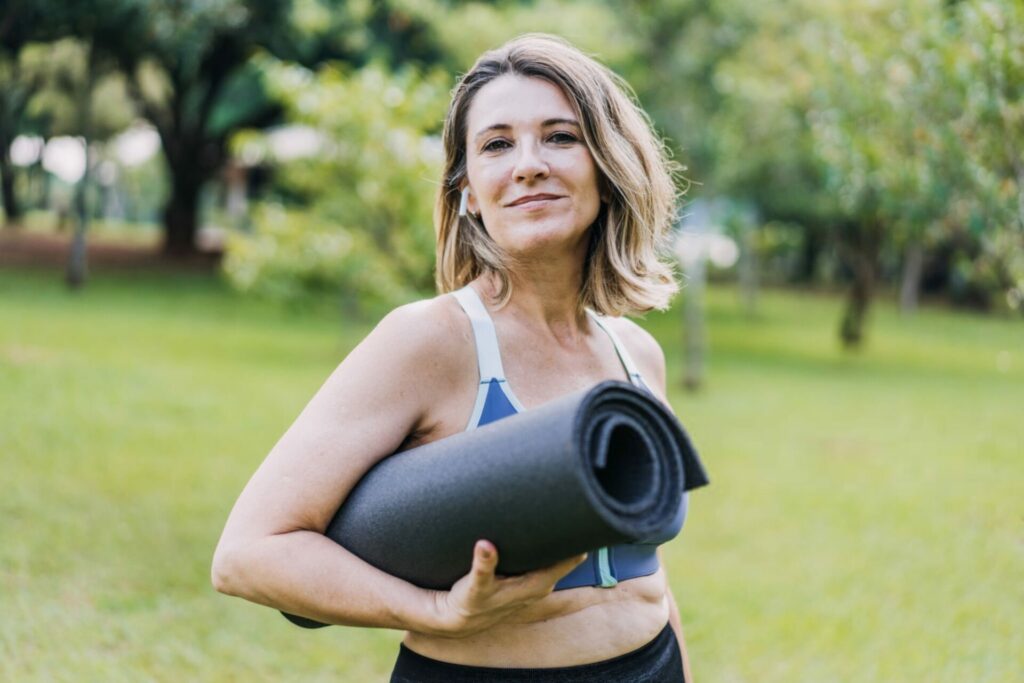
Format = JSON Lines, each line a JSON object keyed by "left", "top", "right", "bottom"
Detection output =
{"left": 496, "top": 328, "right": 632, "bottom": 410}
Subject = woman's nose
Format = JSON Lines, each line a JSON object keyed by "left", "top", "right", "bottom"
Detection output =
{"left": 513, "top": 140, "right": 549, "bottom": 182}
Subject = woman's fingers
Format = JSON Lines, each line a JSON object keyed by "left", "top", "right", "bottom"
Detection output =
{"left": 469, "top": 545, "right": 587, "bottom": 603}
{"left": 467, "top": 540, "right": 499, "bottom": 595}
{"left": 540, "top": 551, "right": 589, "bottom": 585}
{"left": 438, "top": 547, "right": 590, "bottom": 637}
{"left": 500, "top": 552, "right": 588, "bottom": 600}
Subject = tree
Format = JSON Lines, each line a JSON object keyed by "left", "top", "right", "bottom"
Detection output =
{"left": 223, "top": 60, "right": 450, "bottom": 311}
{"left": 0, "top": 0, "right": 54, "bottom": 226}
{"left": 618, "top": 0, "right": 1023, "bottom": 343}
{"left": 91, "top": 0, "right": 290, "bottom": 256}
{"left": 95, "top": 0, "right": 447, "bottom": 256}
{"left": 949, "top": 0, "right": 1024, "bottom": 311}
{"left": 23, "top": 3, "right": 143, "bottom": 285}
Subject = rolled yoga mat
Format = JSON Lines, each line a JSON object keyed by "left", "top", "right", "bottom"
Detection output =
{"left": 283, "top": 380, "right": 708, "bottom": 628}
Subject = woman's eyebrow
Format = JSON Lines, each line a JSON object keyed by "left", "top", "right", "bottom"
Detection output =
{"left": 473, "top": 123, "right": 511, "bottom": 142}
{"left": 473, "top": 118, "right": 581, "bottom": 143}
{"left": 541, "top": 118, "right": 580, "bottom": 128}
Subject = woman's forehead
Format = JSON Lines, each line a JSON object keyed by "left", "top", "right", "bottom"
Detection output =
{"left": 467, "top": 75, "right": 577, "bottom": 137}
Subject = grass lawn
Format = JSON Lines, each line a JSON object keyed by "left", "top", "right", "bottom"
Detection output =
{"left": 1, "top": 268, "right": 1021, "bottom": 682}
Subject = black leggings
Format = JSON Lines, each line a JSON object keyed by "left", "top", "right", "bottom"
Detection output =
{"left": 390, "top": 623, "right": 684, "bottom": 683}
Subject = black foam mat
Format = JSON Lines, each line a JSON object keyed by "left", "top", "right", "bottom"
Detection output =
{"left": 282, "top": 380, "right": 707, "bottom": 628}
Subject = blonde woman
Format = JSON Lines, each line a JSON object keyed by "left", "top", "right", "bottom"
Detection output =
{"left": 213, "top": 34, "right": 694, "bottom": 682}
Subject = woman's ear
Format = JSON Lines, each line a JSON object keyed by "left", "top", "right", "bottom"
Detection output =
{"left": 460, "top": 185, "right": 480, "bottom": 218}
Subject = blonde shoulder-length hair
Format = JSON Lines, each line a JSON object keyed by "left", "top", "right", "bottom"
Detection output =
{"left": 435, "top": 33, "right": 682, "bottom": 317}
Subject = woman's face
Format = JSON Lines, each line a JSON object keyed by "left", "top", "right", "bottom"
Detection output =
{"left": 463, "top": 75, "right": 602, "bottom": 259}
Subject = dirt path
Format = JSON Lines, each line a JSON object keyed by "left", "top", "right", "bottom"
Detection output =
{"left": 0, "top": 229, "right": 221, "bottom": 270}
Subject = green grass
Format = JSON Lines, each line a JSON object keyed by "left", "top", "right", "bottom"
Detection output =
{"left": 1, "top": 269, "right": 1021, "bottom": 681}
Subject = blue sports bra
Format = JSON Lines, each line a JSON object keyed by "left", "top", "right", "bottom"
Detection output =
{"left": 452, "top": 285, "right": 689, "bottom": 590}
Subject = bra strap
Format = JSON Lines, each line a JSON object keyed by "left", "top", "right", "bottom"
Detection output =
{"left": 588, "top": 312, "right": 644, "bottom": 387}
{"left": 452, "top": 286, "right": 507, "bottom": 382}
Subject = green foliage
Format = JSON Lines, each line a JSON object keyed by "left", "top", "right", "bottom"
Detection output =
{"left": 100, "top": 0, "right": 452, "bottom": 253}
{"left": 21, "top": 38, "right": 135, "bottom": 141}
{"left": 0, "top": 1, "right": 65, "bottom": 222}
{"left": 111, "top": 2, "right": 292, "bottom": 188}
{"left": 409, "top": 0, "right": 632, "bottom": 70}
{"left": 617, "top": 0, "right": 1024, "bottom": 328}
{"left": 224, "top": 61, "right": 450, "bottom": 310}
{"left": 949, "top": 0, "right": 1024, "bottom": 310}
{"left": 754, "top": 220, "right": 811, "bottom": 281}
{"left": 7, "top": 0, "right": 1021, "bottom": 316}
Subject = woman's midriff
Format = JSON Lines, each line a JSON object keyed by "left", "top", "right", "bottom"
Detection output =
{"left": 402, "top": 568, "right": 670, "bottom": 668}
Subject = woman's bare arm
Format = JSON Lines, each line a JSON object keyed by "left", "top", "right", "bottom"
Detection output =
{"left": 211, "top": 297, "right": 583, "bottom": 636}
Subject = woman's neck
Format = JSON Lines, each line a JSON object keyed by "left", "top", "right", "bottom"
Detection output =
{"left": 480, "top": 258, "right": 590, "bottom": 344}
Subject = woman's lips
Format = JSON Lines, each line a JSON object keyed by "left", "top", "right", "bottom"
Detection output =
{"left": 508, "top": 195, "right": 563, "bottom": 209}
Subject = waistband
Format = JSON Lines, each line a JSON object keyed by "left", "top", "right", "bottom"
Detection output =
{"left": 390, "top": 622, "right": 682, "bottom": 683}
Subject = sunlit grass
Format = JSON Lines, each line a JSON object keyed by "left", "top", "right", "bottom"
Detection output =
{"left": 646, "top": 288, "right": 1023, "bottom": 682}
{"left": 1, "top": 269, "right": 1021, "bottom": 681}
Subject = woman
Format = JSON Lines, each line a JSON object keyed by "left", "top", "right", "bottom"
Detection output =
{"left": 212, "top": 34, "right": 693, "bottom": 682}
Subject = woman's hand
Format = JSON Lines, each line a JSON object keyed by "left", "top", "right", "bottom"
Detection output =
{"left": 428, "top": 540, "right": 587, "bottom": 639}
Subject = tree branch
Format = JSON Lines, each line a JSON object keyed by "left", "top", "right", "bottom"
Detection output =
{"left": 194, "top": 34, "right": 244, "bottom": 136}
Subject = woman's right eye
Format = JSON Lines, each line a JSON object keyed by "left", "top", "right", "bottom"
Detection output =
{"left": 482, "top": 139, "right": 512, "bottom": 152}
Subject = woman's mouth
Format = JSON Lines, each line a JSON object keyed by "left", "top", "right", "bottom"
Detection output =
{"left": 507, "top": 194, "right": 564, "bottom": 209}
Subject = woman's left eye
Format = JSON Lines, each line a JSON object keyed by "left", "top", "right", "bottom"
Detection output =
{"left": 549, "top": 132, "right": 578, "bottom": 144}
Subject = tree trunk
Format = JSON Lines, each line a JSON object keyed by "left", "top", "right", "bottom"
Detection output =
{"left": 0, "top": 153, "right": 21, "bottom": 226}
{"left": 739, "top": 218, "right": 758, "bottom": 316}
{"left": 159, "top": 130, "right": 225, "bottom": 257}
{"left": 66, "top": 193, "right": 89, "bottom": 289}
{"left": 162, "top": 175, "right": 202, "bottom": 257}
{"left": 795, "top": 225, "right": 823, "bottom": 283}
{"left": 682, "top": 205, "right": 709, "bottom": 391}
{"left": 840, "top": 264, "right": 872, "bottom": 347}
{"left": 839, "top": 221, "right": 880, "bottom": 348}
{"left": 35, "top": 159, "right": 50, "bottom": 213}
{"left": 67, "top": 45, "right": 97, "bottom": 290}
{"left": 899, "top": 241, "right": 925, "bottom": 314}
{"left": 684, "top": 262, "right": 706, "bottom": 391}
{"left": 67, "top": 166, "right": 91, "bottom": 289}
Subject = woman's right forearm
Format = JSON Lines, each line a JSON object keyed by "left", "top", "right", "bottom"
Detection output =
{"left": 212, "top": 530, "right": 446, "bottom": 635}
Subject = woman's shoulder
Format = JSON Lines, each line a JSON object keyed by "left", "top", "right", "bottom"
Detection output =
{"left": 377, "top": 290, "right": 467, "bottom": 336}
{"left": 368, "top": 291, "right": 474, "bottom": 376}
{"left": 599, "top": 315, "right": 667, "bottom": 397}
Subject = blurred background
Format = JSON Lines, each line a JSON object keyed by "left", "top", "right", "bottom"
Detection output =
{"left": 1, "top": 1, "right": 1021, "bottom": 681}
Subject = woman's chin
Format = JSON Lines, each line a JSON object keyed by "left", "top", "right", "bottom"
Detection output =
{"left": 497, "top": 218, "right": 591, "bottom": 256}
